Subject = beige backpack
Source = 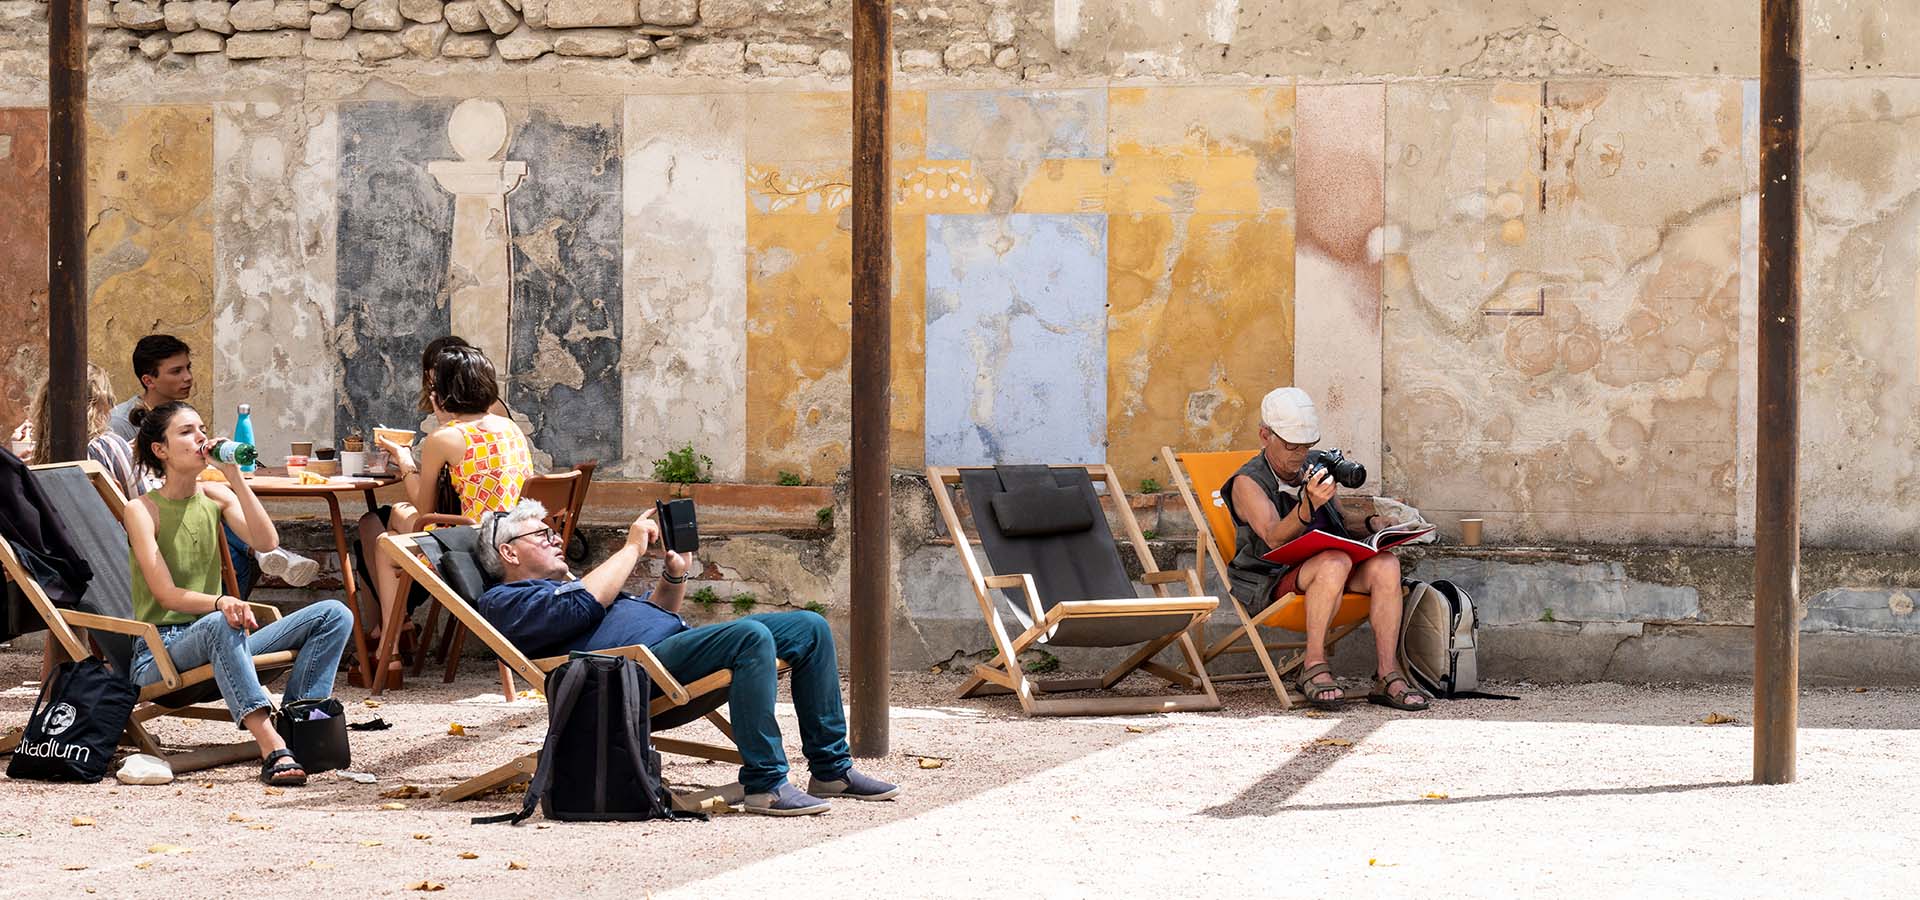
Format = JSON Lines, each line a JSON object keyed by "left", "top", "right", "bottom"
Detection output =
{"left": 1398, "top": 580, "right": 1480, "bottom": 697}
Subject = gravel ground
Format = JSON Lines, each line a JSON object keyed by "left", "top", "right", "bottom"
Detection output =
{"left": 0, "top": 644, "right": 1914, "bottom": 898}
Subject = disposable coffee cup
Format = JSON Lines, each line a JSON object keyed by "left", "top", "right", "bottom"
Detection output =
{"left": 340, "top": 450, "right": 366, "bottom": 476}
{"left": 290, "top": 440, "right": 314, "bottom": 458}
{"left": 1460, "top": 517, "right": 1485, "bottom": 547}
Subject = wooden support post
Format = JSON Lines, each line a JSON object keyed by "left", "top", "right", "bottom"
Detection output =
{"left": 46, "top": 0, "right": 88, "bottom": 463}
{"left": 1755, "top": 0, "right": 1802, "bottom": 785}
{"left": 848, "top": 0, "right": 893, "bottom": 758}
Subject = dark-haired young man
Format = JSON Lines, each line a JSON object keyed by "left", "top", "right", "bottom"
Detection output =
{"left": 112, "top": 333, "right": 320, "bottom": 592}
{"left": 108, "top": 334, "right": 194, "bottom": 442}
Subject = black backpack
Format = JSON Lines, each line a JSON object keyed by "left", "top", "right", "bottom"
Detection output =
{"left": 7, "top": 658, "right": 138, "bottom": 783}
{"left": 475, "top": 652, "right": 705, "bottom": 825}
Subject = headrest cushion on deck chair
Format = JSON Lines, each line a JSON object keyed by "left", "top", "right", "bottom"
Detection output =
{"left": 418, "top": 526, "right": 496, "bottom": 604}
{"left": 988, "top": 485, "right": 1096, "bottom": 537}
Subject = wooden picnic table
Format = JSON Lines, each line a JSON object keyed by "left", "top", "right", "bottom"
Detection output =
{"left": 245, "top": 469, "right": 399, "bottom": 692}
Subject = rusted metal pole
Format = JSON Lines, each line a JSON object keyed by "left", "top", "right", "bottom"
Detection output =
{"left": 45, "top": 0, "right": 88, "bottom": 463}
{"left": 848, "top": 0, "right": 893, "bottom": 757}
{"left": 1755, "top": 0, "right": 1802, "bottom": 785}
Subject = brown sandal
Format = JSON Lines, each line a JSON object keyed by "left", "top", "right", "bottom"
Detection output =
{"left": 1368, "top": 670, "right": 1431, "bottom": 712}
{"left": 1294, "top": 662, "right": 1343, "bottom": 709}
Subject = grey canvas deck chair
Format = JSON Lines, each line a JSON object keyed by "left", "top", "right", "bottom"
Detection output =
{"left": 927, "top": 463, "right": 1221, "bottom": 716}
{"left": 0, "top": 461, "right": 294, "bottom": 773}
{"left": 379, "top": 526, "right": 784, "bottom": 801}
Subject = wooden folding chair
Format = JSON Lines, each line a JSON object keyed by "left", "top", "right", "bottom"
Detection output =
{"left": 1162, "top": 447, "right": 1371, "bottom": 708}
{"left": 0, "top": 461, "right": 299, "bottom": 773}
{"left": 379, "top": 527, "right": 782, "bottom": 801}
{"left": 408, "top": 464, "right": 596, "bottom": 697}
{"left": 927, "top": 463, "right": 1220, "bottom": 716}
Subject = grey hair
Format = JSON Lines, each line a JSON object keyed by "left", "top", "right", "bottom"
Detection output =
{"left": 476, "top": 499, "right": 550, "bottom": 580}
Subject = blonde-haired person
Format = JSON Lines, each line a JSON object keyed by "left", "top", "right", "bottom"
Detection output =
{"left": 28, "top": 366, "right": 321, "bottom": 588}
{"left": 29, "top": 364, "right": 150, "bottom": 500}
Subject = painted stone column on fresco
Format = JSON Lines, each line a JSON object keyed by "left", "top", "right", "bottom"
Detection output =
{"left": 428, "top": 99, "right": 527, "bottom": 377}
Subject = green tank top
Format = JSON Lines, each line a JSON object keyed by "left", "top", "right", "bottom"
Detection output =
{"left": 131, "top": 491, "right": 224, "bottom": 626}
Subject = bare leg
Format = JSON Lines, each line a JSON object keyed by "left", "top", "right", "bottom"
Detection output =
{"left": 1295, "top": 551, "right": 1352, "bottom": 700}
{"left": 1350, "top": 552, "right": 1404, "bottom": 676}
{"left": 356, "top": 502, "right": 415, "bottom": 640}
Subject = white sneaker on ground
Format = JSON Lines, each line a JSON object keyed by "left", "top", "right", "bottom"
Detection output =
{"left": 258, "top": 547, "right": 322, "bottom": 587}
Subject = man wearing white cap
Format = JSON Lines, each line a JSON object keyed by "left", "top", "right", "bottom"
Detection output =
{"left": 1218, "top": 387, "right": 1429, "bottom": 711}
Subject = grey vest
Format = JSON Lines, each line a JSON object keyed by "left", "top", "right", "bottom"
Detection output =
{"left": 1220, "top": 453, "right": 1348, "bottom": 612}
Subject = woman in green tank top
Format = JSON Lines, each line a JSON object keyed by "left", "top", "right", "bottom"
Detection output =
{"left": 124, "top": 402, "right": 355, "bottom": 787}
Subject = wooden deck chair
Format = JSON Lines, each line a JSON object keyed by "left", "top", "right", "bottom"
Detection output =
{"left": 927, "top": 463, "right": 1220, "bottom": 716}
{"left": 1162, "top": 448, "right": 1371, "bottom": 708}
{"left": 410, "top": 465, "right": 595, "bottom": 694}
{"left": 0, "top": 461, "right": 299, "bottom": 773}
{"left": 378, "top": 526, "right": 784, "bottom": 801}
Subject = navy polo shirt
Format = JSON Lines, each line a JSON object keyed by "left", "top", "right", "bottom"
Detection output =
{"left": 477, "top": 578, "right": 689, "bottom": 659}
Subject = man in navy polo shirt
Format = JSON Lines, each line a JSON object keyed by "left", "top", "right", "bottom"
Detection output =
{"left": 475, "top": 499, "right": 899, "bottom": 817}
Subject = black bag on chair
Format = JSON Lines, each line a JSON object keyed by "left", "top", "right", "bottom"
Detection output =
{"left": 274, "top": 697, "right": 351, "bottom": 773}
{"left": 7, "top": 658, "right": 137, "bottom": 783}
{"left": 474, "top": 652, "right": 704, "bottom": 825}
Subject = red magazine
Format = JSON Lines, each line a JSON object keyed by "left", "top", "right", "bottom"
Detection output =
{"left": 1259, "top": 522, "right": 1435, "bottom": 567}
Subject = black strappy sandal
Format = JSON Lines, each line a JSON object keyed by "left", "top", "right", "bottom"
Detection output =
{"left": 1294, "top": 662, "right": 1344, "bottom": 710}
{"left": 260, "top": 748, "right": 309, "bottom": 787}
{"left": 1368, "top": 670, "right": 1431, "bottom": 712}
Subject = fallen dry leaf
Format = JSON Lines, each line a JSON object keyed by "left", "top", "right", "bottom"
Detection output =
{"left": 917, "top": 758, "right": 945, "bottom": 769}
{"left": 1703, "top": 712, "right": 1738, "bottom": 725}
{"left": 412, "top": 833, "right": 432, "bottom": 841}
{"left": 457, "top": 852, "right": 479, "bottom": 860}
{"left": 447, "top": 723, "right": 467, "bottom": 736}
{"left": 1124, "top": 725, "right": 1147, "bottom": 733}
{"left": 507, "top": 860, "right": 528, "bottom": 871}
{"left": 306, "top": 860, "right": 333, "bottom": 870}
{"left": 1853, "top": 687, "right": 1869, "bottom": 693}
{"left": 380, "top": 784, "right": 428, "bottom": 800}
{"left": 0, "top": 829, "right": 28, "bottom": 838}
{"left": 263, "top": 787, "right": 285, "bottom": 796}
{"left": 379, "top": 803, "right": 408, "bottom": 811}
{"left": 70, "top": 817, "right": 94, "bottom": 827}
{"left": 247, "top": 824, "right": 275, "bottom": 831}
{"left": 408, "top": 882, "right": 446, "bottom": 893}
{"left": 1303, "top": 710, "right": 1330, "bottom": 719}
{"left": 146, "top": 844, "right": 191, "bottom": 855}
{"left": 534, "top": 824, "right": 551, "bottom": 830}
{"left": 363, "top": 699, "right": 382, "bottom": 708}
{"left": 1312, "top": 738, "right": 1353, "bottom": 748}
{"left": 227, "top": 813, "right": 249, "bottom": 823}
{"left": 359, "top": 840, "right": 384, "bottom": 848}
{"left": 515, "top": 689, "right": 544, "bottom": 700}
{"left": 1368, "top": 858, "right": 1399, "bottom": 868}
{"left": 198, "top": 781, "right": 214, "bottom": 789}
{"left": 63, "top": 864, "right": 87, "bottom": 871}
{"left": 1422, "top": 792, "right": 1450, "bottom": 800}
{"left": 134, "top": 861, "right": 153, "bottom": 870}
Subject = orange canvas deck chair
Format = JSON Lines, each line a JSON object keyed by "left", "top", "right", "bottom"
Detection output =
{"left": 928, "top": 463, "right": 1220, "bottom": 716}
{"left": 0, "top": 461, "right": 295, "bottom": 773}
{"left": 1163, "top": 448, "right": 1371, "bottom": 708}
{"left": 379, "top": 527, "right": 783, "bottom": 801}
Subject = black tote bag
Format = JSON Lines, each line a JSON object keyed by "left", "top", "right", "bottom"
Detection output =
{"left": 7, "top": 659, "right": 137, "bottom": 783}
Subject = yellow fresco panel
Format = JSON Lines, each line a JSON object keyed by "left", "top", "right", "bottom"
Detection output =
{"left": 1011, "top": 158, "right": 1109, "bottom": 213}
{"left": 745, "top": 214, "right": 852, "bottom": 482}
{"left": 1109, "top": 85, "right": 1296, "bottom": 158}
{"left": 1106, "top": 213, "right": 1296, "bottom": 486}
{"left": 1108, "top": 155, "right": 1266, "bottom": 214}
{"left": 891, "top": 215, "right": 927, "bottom": 469}
{"left": 87, "top": 105, "right": 216, "bottom": 415}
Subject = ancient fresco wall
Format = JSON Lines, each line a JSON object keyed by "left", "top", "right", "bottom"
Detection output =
{"left": 0, "top": 1, "right": 1917, "bottom": 561}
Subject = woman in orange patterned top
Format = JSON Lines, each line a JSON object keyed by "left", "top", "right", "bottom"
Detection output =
{"left": 356, "top": 344, "right": 532, "bottom": 641}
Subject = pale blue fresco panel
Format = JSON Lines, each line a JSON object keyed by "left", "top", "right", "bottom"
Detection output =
{"left": 924, "top": 214, "right": 1108, "bottom": 467}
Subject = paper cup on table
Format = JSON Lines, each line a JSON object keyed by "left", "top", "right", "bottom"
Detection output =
{"left": 340, "top": 450, "right": 366, "bottom": 476}
{"left": 290, "top": 441, "right": 314, "bottom": 458}
{"left": 1459, "top": 518, "right": 1485, "bottom": 547}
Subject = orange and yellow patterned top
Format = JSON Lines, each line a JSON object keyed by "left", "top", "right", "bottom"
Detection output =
{"left": 446, "top": 419, "right": 532, "bottom": 521}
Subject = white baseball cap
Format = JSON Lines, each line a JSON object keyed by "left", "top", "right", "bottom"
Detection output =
{"left": 1260, "top": 387, "right": 1320, "bottom": 444}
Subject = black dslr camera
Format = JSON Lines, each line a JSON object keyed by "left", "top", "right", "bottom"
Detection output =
{"left": 1302, "top": 448, "right": 1367, "bottom": 489}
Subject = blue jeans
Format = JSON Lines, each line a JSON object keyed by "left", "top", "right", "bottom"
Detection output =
{"left": 645, "top": 612, "right": 851, "bottom": 794}
{"left": 129, "top": 600, "right": 354, "bottom": 728}
{"left": 224, "top": 524, "right": 259, "bottom": 599}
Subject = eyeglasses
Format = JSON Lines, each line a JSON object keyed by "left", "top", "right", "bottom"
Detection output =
{"left": 1262, "top": 427, "right": 1317, "bottom": 453}
{"left": 504, "top": 525, "right": 560, "bottom": 547}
